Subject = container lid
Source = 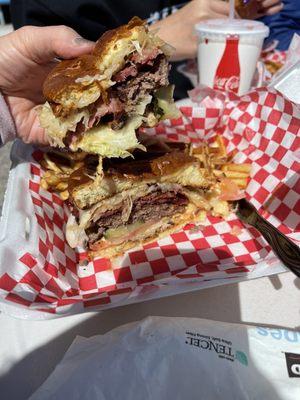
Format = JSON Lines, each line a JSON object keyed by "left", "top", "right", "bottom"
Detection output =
{"left": 195, "top": 19, "right": 269, "bottom": 38}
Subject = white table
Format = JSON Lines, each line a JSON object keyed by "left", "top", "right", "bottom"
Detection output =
{"left": 0, "top": 271, "right": 299, "bottom": 399}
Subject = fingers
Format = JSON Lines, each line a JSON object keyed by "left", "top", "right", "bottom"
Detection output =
{"left": 261, "top": 3, "right": 283, "bottom": 15}
{"left": 212, "top": 0, "right": 230, "bottom": 16}
{"left": 257, "top": 0, "right": 283, "bottom": 16}
{"left": 16, "top": 25, "right": 95, "bottom": 63}
{"left": 257, "top": 0, "right": 281, "bottom": 8}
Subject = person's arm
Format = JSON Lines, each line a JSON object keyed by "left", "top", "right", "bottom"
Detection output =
{"left": 150, "top": 0, "right": 283, "bottom": 61}
{"left": 151, "top": 0, "right": 230, "bottom": 61}
{"left": 0, "top": 25, "right": 94, "bottom": 145}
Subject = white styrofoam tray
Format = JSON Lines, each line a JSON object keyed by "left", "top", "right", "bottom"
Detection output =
{"left": 0, "top": 140, "right": 287, "bottom": 319}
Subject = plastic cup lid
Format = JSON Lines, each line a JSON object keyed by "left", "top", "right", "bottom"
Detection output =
{"left": 195, "top": 19, "right": 269, "bottom": 38}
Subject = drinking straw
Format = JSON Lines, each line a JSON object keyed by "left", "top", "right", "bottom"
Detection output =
{"left": 229, "top": 0, "right": 235, "bottom": 20}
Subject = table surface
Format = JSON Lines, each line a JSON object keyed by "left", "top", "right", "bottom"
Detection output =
{"left": 0, "top": 270, "right": 299, "bottom": 399}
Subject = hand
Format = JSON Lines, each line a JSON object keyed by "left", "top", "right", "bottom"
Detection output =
{"left": 151, "top": 0, "right": 230, "bottom": 61}
{"left": 0, "top": 26, "right": 94, "bottom": 145}
{"left": 236, "top": 0, "right": 283, "bottom": 19}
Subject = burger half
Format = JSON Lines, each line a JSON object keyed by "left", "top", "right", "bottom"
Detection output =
{"left": 41, "top": 136, "right": 247, "bottom": 259}
{"left": 38, "top": 17, "right": 179, "bottom": 158}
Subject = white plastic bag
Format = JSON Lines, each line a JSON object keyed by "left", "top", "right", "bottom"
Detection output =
{"left": 30, "top": 317, "right": 300, "bottom": 400}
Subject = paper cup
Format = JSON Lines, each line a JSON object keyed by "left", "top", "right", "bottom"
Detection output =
{"left": 195, "top": 19, "right": 269, "bottom": 95}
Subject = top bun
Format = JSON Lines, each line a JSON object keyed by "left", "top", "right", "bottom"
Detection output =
{"left": 43, "top": 17, "right": 164, "bottom": 112}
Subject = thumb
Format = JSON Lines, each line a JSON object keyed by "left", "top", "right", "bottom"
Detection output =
{"left": 16, "top": 25, "right": 95, "bottom": 63}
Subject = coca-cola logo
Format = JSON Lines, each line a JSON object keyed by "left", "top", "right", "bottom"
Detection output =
{"left": 214, "top": 75, "right": 240, "bottom": 93}
{"left": 212, "top": 35, "right": 241, "bottom": 94}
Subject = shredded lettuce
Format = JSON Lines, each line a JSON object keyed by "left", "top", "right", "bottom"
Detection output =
{"left": 71, "top": 116, "right": 145, "bottom": 157}
{"left": 154, "top": 85, "right": 181, "bottom": 121}
{"left": 38, "top": 102, "right": 89, "bottom": 147}
{"left": 71, "top": 96, "right": 152, "bottom": 157}
{"left": 131, "top": 40, "right": 143, "bottom": 55}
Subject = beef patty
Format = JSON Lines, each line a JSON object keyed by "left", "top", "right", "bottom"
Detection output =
{"left": 69, "top": 52, "right": 169, "bottom": 136}
{"left": 86, "top": 190, "right": 188, "bottom": 244}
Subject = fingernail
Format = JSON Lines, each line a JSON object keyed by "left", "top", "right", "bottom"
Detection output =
{"left": 73, "top": 37, "right": 94, "bottom": 46}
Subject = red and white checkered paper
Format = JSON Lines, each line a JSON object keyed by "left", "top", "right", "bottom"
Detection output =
{"left": 0, "top": 87, "right": 299, "bottom": 316}
{"left": 261, "top": 49, "right": 287, "bottom": 66}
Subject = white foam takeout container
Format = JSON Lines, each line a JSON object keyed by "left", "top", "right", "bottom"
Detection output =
{"left": 268, "top": 60, "right": 300, "bottom": 104}
{"left": 0, "top": 137, "right": 288, "bottom": 319}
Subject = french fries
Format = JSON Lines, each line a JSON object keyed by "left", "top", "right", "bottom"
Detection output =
{"left": 265, "top": 60, "right": 283, "bottom": 75}
{"left": 221, "top": 163, "right": 252, "bottom": 173}
{"left": 192, "top": 137, "right": 251, "bottom": 189}
{"left": 60, "top": 190, "right": 69, "bottom": 200}
{"left": 40, "top": 152, "right": 85, "bottom": 200}
{"left": 214, "top": 136, "right": 227, "bottom": 158}
{"left": 220, "top": 163, "right": 251, "bottom": 189}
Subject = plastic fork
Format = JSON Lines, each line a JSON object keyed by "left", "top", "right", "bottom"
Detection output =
{"left": 236, "top": 198, "right": 300, "bottom": 277}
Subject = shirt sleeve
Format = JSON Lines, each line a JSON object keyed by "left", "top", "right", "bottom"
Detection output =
{"left": 0, "top": 93, "right": 17, "bottom": 146}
